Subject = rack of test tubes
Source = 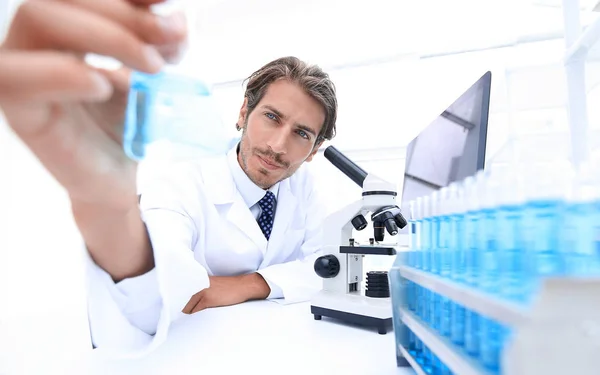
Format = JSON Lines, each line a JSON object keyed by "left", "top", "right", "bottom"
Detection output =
{"left": 388, "top": 159, "right": 600, "bottom": 375}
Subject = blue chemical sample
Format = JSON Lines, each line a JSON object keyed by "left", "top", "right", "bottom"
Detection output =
{"left": 463, "top": 176, "right": 480, "bottom": 288}
{"left": 560, "top": 161, "right": 600, "bottom": 277}
{"left": 437, "top": 189, "right": 452, "bottom": 338}
{"left": 477, "top": 169, "right": 503, "bottom": 369}
{"left": 449, "top": 183, "right": 466, "bottom": 346}
{"left": 421, "top": 195, "right": 432, "bottom": 272}
{"left": 479, "top": 318, "right": 506, "bottom": 373}
{"left": 521, "top": 162, "right": 571, "bottom": 300}
{"left": 124, "top": 70, "right": 236, "bottom": 161}
{"left": 414, "top": 197, "right": 423, "bottom": 270}
{"left": 478, "top": 170, "right": 500, "bottom": 294}
{"left": 430, "top": 291, "right": 441, "bottom": 333}
{"left": 438, "top": 188, "right": 452, "bottom": 278}
{"left": 496, "top": 168, "right": 527, "bottom": 303}
{"left": 430, "top": 191, "right": 441, "bottom": 275}
{"left": 464, "top": 175, "right": 483, "bottom": 357}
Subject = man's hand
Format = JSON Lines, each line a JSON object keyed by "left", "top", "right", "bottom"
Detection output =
{"left": 0, "top": 0, "right": 188, "bottom": 281}
{"left": 182, "top": 273, "right": 272, "bottom": 314}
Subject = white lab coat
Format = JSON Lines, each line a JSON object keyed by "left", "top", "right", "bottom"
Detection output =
{"left": 85, "top": 147, "right": 324, "bottom": 358}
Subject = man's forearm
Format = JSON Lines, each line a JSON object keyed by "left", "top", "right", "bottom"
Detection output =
{"left": 71, "top": 199, "right": 154, "bottom": 283}
{"left": 242, "top": 273, "right": 271, "bottom": 300}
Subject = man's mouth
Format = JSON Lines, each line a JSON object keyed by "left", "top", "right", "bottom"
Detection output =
{"left": 257, "top": 155, "right": 283, "bottom": 170}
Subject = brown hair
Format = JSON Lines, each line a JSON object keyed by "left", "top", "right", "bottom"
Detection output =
{"left": 243, "top": 56, "right": 337, "bottom": 144}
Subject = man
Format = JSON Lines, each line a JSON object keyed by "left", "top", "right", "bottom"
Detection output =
{"left": 0, "top": 0, "right": 337, "bottom": 356}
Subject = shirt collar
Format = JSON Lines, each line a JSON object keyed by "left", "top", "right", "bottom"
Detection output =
{"left": 227, "top": 143, "right": 279, "bottom": 208}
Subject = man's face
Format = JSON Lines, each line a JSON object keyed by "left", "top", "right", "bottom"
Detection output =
{"left": 237, "top": 79, "right": 325, "bottom": 189}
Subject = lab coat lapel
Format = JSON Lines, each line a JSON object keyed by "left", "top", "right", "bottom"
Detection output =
{"left": 226, "top": 196, "right": 267, "bottom": 252}
{"left": 201, "top": 157, "right": 267, "bottom": 252}
{"left": 265, "top": 179, "right": 298, "bottom": 258}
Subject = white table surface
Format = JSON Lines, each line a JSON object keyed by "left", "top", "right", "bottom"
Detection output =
{"left": 65, "top": 300, "right": 416, "bottom": 375}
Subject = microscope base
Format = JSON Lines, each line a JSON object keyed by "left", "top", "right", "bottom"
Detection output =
{"left": 310, "top": 290, "right": 393, "bottom": 334}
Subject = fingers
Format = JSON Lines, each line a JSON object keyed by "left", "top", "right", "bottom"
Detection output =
{"left": 60, "top": 0, "right": 187, "bottom": 46}
{"left": 0, "top": 51, "right": 112, "bottom": 102}
{"left": 6, "top": 1, "right": 164, "bottom": 73}
{"left": 182, "top": 291, "right": 204, "bottom": 314}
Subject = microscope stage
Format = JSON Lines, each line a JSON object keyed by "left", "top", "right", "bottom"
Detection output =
{"left": 310, "top": 290, "right": 393, "bottom": 334}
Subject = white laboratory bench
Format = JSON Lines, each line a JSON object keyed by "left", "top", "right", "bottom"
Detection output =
{"left": 65, "top": 300, "right": 414, "bottom": 375}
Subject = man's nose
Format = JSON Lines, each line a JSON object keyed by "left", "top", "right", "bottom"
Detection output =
{"left": 267, "top": 127, "right": 289, "bottom": 154}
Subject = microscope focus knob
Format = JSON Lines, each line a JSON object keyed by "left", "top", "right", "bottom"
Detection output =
{"left": 351, "top": 215, "right": 368, "bottom": 231}
{"left": 314, "top": 255, "right": 340, "bottom": 278}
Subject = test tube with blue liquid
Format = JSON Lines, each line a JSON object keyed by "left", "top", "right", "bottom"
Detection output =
{"left": 560, "top": 157, "right": 600, "bottom": 277}
{"left": 429, "top": 192, "right": 441, "bottom": 335}
{"left": 419, "top": 196, "right": 434, "bottom": 368}
{"left": 521, "top": 162, "right": 571, "bottom": 302}
{"left": 413, "top": 197, "right": 424, "bottom": 361}
{"left": 450, "top": 182, "right": 466, "bottom": 347}
{"left": 463, "top": 175, "right": 481, "bottom": 358}
{"left": 495, "top": 166, "right": 528, "bottom": 303}
{"left": 477, "top": 167, "right": 504, "bottom": 372}
{"left": 437, "top": 188, "right": 452, "bottom": 338}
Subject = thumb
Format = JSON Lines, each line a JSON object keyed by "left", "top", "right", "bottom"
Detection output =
{"left": 191, "top": 295, "right": 208, "bottom": 314}
{"left": 182, "top": 290, "right": 204, "bottom": 314}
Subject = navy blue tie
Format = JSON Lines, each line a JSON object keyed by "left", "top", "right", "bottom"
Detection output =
{"left": 257, "top": 191, "right": 276, "bottom": 240}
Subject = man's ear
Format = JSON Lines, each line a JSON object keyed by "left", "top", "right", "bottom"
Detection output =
{"left": 305, "top": 141, "right": 324, "bottom": 162}
{"left": 237, "top": 97, "right": 248, "bottom": 129}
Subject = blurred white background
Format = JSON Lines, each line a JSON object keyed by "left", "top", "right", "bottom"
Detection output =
{"left": 3, "top": 0, "right": 600, "bottom": 373}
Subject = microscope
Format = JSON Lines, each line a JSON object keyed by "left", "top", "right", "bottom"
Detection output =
{"left": 310, "top": 146, "right": 407, "bottom": 334}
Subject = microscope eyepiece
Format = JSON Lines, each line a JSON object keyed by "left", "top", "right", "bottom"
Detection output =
{"left": 323, "top": 146, "right": 368, "bottom": 188}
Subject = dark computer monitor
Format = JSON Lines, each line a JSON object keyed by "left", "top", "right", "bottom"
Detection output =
{"left": 400, "top": 71, "right": 492, "bottom": 213}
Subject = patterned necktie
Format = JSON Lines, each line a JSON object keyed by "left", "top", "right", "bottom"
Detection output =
{"left": 257, "top": 191, "right": 276, "bottom": 240}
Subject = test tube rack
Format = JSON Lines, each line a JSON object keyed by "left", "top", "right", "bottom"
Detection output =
{"left": 389, "top": 252, "right": 600, "bottom": 375}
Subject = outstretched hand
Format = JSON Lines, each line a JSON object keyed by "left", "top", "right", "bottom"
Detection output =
{"left": 0, "top": 0, "right": 188, "bottom": 280}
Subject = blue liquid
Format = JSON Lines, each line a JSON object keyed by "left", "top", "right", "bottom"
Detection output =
{"left": 523, "top": 199, "right": 564, "bottom": 298}
{"left": 439, "top": 213, "right": 451, "bottom": 278}
{"left": 497, "top": 204, "right": 527, "bottom": 302}
{"left": 561, "top": 201, "right": 600, "bottom": 276}
{"left": 440, "top": 297, "right": 451, "bottom": 337}
{"left": 451, "top": 213, "right": 466, "bottom": 283}
{"left": 431, "top": 215, "right": 440, "bottom": 275}
{"left": 422, "top": 346, "right": 432, "bottom": 372}
{"left": 441, "top": 364, "right": 453, "bottom": 375}
{"left": 422, "top": 289, "right": 430, "bottom": 324}
{"left": 464, "top": 209, "right": 480, "bottom": 287}
{"left": 422, "top": 217, "right": 432, "bottom": 272}
{"left": 450, "top": 303, "right": 465, "bottom": 346}
{"left": 124, "top": 71, "right": 232, "bottom": 161}
{"left": 479, "top": 207, "right": 499, "bottom": 293}
{"left": 408, "top": 220, "right": 416, "bottom": 267}
{"left": 464, "top": 310, "right": 480, "bottom": 357}
{"left": 431, "top": 354, "right": 442, "bottom": 374}
{"left": 407, "top": 281, "right": 416, "bottom": 312}
{"left": 450, "top": 212, "right": 465, "bottom": 346}
{"left": 414, "top": 219, "right": 422, "bottom": 269}
{"left": 408, "top": 329, "right": 417, "bottom": 356}
{"left": 479, "top": 318, "right": 506, "bottom": 373}
{"left": 478, "top": 206, "right": 500, "bottom": 368}
{"left": 438, "top": 212, "right": 452, "bottom": 338}
{"left": 430, "top": 292, "right": 440, "bottom": 332}
{"left": 415, "top": 337, "right": 424, "bottom": 362}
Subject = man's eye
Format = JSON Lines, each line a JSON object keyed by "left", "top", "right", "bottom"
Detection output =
{"left": 297, "top": 130, "right": 309, "bottom": 139}
{"left": 265, "top": 112, "right": 277, "bottom": 120}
